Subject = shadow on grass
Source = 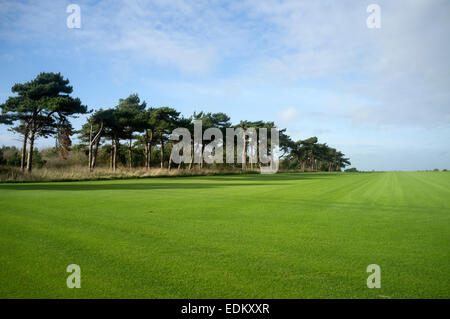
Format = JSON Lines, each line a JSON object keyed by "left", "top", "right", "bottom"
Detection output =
{"left": 0, "top": 172, "right": 343, "bottom": 192}
{"left": 202, "top": 172, "right": 341, "bottom": 182}
{"left": 0, "top": 181, "right": 290, "bottom": 191}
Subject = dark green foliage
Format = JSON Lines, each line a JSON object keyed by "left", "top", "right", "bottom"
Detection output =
{"left": 0, "top": 146, "right": 19, "bottom": 166}
{"left": 6, "top": 151, "right": 21, "bottom": 166}
{"left": 286, "top": 136, "right": 350, "bottom": 171}
{"left": 1, "top": 73, "right": 352, "bottom": 172}
{"left": 0, "top": 148, "right": 6, "bottom": 165}
{"left": 0, "top": 72, "right": 87, "bottom": 171}
{"left": 0, "top": 146, "right": 45, "bottom": 168}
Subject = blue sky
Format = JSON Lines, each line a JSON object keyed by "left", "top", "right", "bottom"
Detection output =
{"left": 0, "top": 0, "right": 449, "bottom": 170}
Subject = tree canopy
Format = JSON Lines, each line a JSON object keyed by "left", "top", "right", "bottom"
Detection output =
{"left": 0, "top": 73, "right": 351, "bottom": 173}
{"left": 0, "top": 72, "right": 87, "bottom": 172}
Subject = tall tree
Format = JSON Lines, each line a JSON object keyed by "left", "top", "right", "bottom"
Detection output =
{"left": 151, "top": 107, "right": 180, "bottom": 169}
{"left": 0, "top": 72, "right": 87, "bottom": 172}
{"left": 78, "top": 109, "right": 111, "bottom": 171}
{"left": 101, "top": 109, "right": 123, "bottom": 171}
{"left": 11, "top": 122, "right": 29, "bottom": 171}
{"left": 139, "top": 107, "right": 155, "bottom": 170}
{"left": 235, "top": 120, "right": 254, "bottom": 170}
{"left": 116, "top": 94, "right": 147, "bottom": 169}
{"left": 287, "top": 137, "right": 350, "bottom": 171}
{"left": 171, "top": 116, "right": 193, "bottom": 170}
{"left": 192, "top": 112, "right": 231, "bottom": 169}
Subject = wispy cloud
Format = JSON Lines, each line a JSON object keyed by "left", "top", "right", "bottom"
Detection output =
{"left": 0, "top": 0, "right": 449, "bottom": 169}
{"left": 241, "top": 0, "right": 450, "bottom": 127}
{"left": 277, "top": 107, "right": 301, "bottom": 124}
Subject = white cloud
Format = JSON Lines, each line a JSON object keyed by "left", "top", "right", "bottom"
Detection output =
{"left": 241, "top": 0, "right": 450, "bottom": 128}
{"left": 1, "top": 0, "right": 449, "bottom": 130}
{"left": 277, "top": 107, "right": 301, "bottom": 124}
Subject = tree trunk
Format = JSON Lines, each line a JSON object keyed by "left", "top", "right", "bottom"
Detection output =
{"left": 128, "top": 138, "right": 132, "bottom": 169}
{"left": 188, "top": 144, "right": 194, "bottom": 170}
{"left": 250, "top": 144, "right": 253, "bottom": 170}
{"left": 88, "top": 123, "right": 103, "bottom": 172}
{"left": 160, "top": 137, "right": 164, "bottom": 169}
{"left": 112, "top": 140, "right": 115, "bottom": 171}
{"left": 20, "top": 131, "right": 28, "bottom": 171}
{"left": 148, "top": 143, "right": 152, "bottom": 169}
{"left": 144, "top": 143, "right": 149, "bottom": 170}
{"left": 88, "top": 124, "right": 93, "bottom": 171}
{"left": 146, "top": 130, "right": 152, "bottom": 170}
{"left": 110, "top": 145, "right": 113, "bottom": 170}
{"left": 26, "top": 130, "right": 35, "bottom": 173}
{"left": 113, "top": 139, "right": 118, "bottom": 171}
{"left": 168, "top": 147, "right": 173, "bottom": 171}
{"left": 242, "top": 136, "right": 247, "bottom": 170}
{"left": 92, "top": 137, "right": 100, "bottom": 170}
{"left": 144, "top": 131, "right": 149, "bottom": 170}
{"left": 256, "top": 141, "right": 260, "bottom": 169}
{"left": 200, "top": 144, "right": 203, "bottom": 169}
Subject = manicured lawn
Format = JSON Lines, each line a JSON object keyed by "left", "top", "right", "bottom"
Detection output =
{"left": 0, "top": 172, "right": 449, "bottom": 298}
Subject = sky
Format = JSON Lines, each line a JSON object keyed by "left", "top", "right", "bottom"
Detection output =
{"left": 0, "top": 0, "right": 449, "bottom": 171}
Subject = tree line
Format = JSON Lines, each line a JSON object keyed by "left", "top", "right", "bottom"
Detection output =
{"left": 0, "top": 72, "right": 351, "bottom": 172}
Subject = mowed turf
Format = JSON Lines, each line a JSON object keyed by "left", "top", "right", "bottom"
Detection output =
{"left": 0, "top": 172, "right": 449, "bottom": 298}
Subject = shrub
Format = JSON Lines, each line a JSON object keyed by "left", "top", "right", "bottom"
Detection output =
{"left": 0, "top": 148, "right": 6, "bottom": 165}
{"left": 42, "top": 147, "right": 86, "bottom": 169}
{"left": 6, "top": 151, "right": 21, "bottom": 166}
{"left": 33, "top": 150, "right": 46, "bottom": 168}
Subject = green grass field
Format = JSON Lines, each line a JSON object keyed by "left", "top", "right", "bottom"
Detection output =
{"left": 0, "top": 171, "right": 449, "bottom": 298}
